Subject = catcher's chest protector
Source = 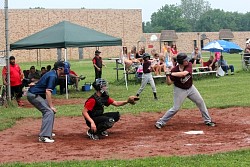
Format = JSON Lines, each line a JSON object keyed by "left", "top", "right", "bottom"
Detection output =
{"left": 88, "top": 94, "right": 109, "bottom": 117}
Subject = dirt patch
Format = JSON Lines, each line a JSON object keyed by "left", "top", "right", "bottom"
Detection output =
{"left": 0, "top": 99, "right": 250, "bottom": 163}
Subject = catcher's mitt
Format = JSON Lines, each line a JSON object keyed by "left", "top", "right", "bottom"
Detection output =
{"left": 127, "top": 96, "right": 140, "bottom": 105}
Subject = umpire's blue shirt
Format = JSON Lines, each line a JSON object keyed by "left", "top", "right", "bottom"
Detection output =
{"left": 28, "top": 70, "right": 58, "bottom": 95}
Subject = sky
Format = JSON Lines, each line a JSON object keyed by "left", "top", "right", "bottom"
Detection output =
{"left": 4, "top": 0, "right": 250, "bottom": 22}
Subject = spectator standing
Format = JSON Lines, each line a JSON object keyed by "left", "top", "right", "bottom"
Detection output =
{"left": 1, "top": 56, "right": 24, "bottom": 106}
{"left": 92, "top": 50, "right": 106, "bottom": 80}
{"left": 170, "top": 44, "right": 178, "bottom": 56}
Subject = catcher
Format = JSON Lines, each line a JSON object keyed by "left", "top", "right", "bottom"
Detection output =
{"left": 82, "top": 78, "right": 139, "bottom": 140}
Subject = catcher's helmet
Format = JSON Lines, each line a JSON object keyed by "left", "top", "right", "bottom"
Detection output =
{"left": 92, "top": 78, "right": 107, "bottom": 91}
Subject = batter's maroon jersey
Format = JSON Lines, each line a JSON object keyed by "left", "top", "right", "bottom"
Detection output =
{"left": 169, "top": 62, "right": 193, "bottom": 89}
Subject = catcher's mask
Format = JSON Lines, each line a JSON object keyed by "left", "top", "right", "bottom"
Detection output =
{"left": 92, "top": 78, "right": 109, "bottom": 95}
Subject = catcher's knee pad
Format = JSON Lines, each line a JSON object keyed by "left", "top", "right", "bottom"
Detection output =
{"left": 98, "top": 118, "right": 115, "bottom": 131}
{"left": 105, "top": 118, "right": 115, "bottom": 128}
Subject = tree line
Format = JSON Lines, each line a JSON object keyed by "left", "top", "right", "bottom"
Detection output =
{"left": 143, "top": 0, "right": 250, "bottom": 33}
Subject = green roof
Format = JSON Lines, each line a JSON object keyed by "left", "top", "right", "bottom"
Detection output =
{"left": 10, "top": 21, "right": 122, "bottom": 50}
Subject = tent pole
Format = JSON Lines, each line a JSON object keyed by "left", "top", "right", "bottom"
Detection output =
{"left": 5, "top": 0, "right": 11, "bottom": 101}
{"left": 65, "top": 48, "right": 68, "bottom": 99}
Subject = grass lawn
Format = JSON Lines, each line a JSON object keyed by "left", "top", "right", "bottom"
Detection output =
{"left": 1, "top": 52, "right": 250, "bottom": 166}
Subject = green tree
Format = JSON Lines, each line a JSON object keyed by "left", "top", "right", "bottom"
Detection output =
{"left": 197, "top": 9, "right": 250, "bottom": 32}
{"left": 180, "top": 0, "right": 211, "bottom": 31}
{"left": 150, "top": 4, "right": 191, "bottom": 32}
{"left": 239, "top": 12, "right": 250, "bottom": 31}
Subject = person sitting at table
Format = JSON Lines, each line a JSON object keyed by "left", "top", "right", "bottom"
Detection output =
{"left": 27, "top": 66, "right": 41, "bottom": 84}
{"left": 151, "top": 51, "right": 160, "bottom": 76}
{"left": 124, "top": 46, "right": 141, "bottom": 73}
{"left": 189, "top": 47, "right": 203, "bottom": 67}
{"left": 217, "top": 55, "right": 234, "bottom": 75}
{"left": 59, "top": 69, "right": 86, "bottom": 93}
{"left": 204, "top": 55, "right": 217, "bottom": 71}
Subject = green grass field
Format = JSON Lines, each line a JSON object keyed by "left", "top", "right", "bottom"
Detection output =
{"left": 1, "top": 52, "right": 250, "bottom": 166}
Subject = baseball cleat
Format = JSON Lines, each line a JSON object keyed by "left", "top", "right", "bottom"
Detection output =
{"left": 38, "top": 136, "right": 54, "bottom": 143}
{"left": 155, "top": 122, "right": 163, "bottom": 129}
{"left": 87, "top": 129, "right": 99, "bottom": 140}
{"left": 205, "top": 122, "right": 216, "bottom": 127}
{"left": 100, "top": 131, "right": 109, "bottom": 136}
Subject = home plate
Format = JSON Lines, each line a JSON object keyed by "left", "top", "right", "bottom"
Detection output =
{"left": 184, "top": 130, "right": 204, "bottom": 135}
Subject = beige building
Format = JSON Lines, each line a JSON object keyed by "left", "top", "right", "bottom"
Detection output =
{"left": 0, "top": 9, "right": 249, "bottom": 62}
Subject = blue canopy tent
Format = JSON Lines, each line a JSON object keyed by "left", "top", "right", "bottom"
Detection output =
{"left": 202, "top": 40, "right": 243, "bottom": 53}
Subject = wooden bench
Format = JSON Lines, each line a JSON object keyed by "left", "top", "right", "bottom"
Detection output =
{"left": 192, "top": 66, "right": 217, "bottom": 75}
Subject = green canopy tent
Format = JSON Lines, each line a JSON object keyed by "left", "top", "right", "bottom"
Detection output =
{"left": 10, "top": 21, "right": 122, "bottom": 49}
{"left": 10, "top": 21, "right": 122, "bottom": 98}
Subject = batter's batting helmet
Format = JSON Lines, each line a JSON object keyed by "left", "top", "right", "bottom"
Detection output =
{"left": 143, "top": 53, "right": 150, "bottom": 60}
{"left": 177, "top": 53, "right": 190, "bottom": 65}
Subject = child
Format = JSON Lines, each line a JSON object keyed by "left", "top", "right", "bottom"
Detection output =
{"left": 136, "top": 53, "right": 158, "bottom": 100}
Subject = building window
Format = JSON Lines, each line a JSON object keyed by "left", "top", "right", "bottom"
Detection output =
{"left": 193, "top": 40, "right": 197, "bottom": 49}
{"left": 200, "top": 40, "right": 204, "bottom": 49}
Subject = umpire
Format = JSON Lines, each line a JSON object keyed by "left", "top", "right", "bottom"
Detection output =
{"left": 27, "top": 61, "right": 69, "bottom": 143}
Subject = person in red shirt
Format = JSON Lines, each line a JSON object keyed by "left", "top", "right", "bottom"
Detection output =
{"left": 82, "top": 78, "right": 136, "bottom": 140}
{"left": 155, "top": 53, "right": 215, "bottom": 129}
{"left": 2, "top": 56, "right": 24, "bottom": 106}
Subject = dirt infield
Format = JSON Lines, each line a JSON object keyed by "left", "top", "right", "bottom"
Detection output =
{"left": 1, "top": 99, "right": 250, "bottom": 164}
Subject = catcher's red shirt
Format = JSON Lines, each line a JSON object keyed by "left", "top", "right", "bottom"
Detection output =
{"left": 85, "top": 97, "right": 114, "bottom": 111}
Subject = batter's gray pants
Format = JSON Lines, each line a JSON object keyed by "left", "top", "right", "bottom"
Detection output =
{"left": 136, "top": 73, "right": 156, "bottom": 95}
{"left": 27, "top": 92, "right": 55, "bottom": 138}
{"left": 157, "top": 85, "right": 212, "bottom": 125}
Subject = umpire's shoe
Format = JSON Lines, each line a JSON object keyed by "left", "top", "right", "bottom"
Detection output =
{"left": 38, "top": 136, "right": 54, "bottom": 143}
{"left": 87, "top": 129, "right": 99, "bottom": 140}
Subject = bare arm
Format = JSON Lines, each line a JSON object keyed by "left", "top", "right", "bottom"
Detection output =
{"left": 171, "top": 71, "right": 189, "bottom": 78}
{"left": 82, "top": 107, "right": 97, "bottom": 132}
{"left": 111, "top": 100, "right": 128, "bottom": 107}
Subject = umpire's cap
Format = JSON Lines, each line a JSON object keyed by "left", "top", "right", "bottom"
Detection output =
{"left": 177, "top": 53, "right": 190, "bottom": 65}
{"left": 53, "top": 61, "right": 65, "bottom": 70}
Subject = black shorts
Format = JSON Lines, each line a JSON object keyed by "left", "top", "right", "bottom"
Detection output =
{"left": 11, "top": 84, "right": 23, "bottom": 99}
{"left": 190, "top": 58, "right": 201, "bottom": 64}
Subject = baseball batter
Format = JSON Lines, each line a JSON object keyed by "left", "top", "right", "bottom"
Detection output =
{"left": 155, "top": 53, "right": 215, "bottom": 129}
